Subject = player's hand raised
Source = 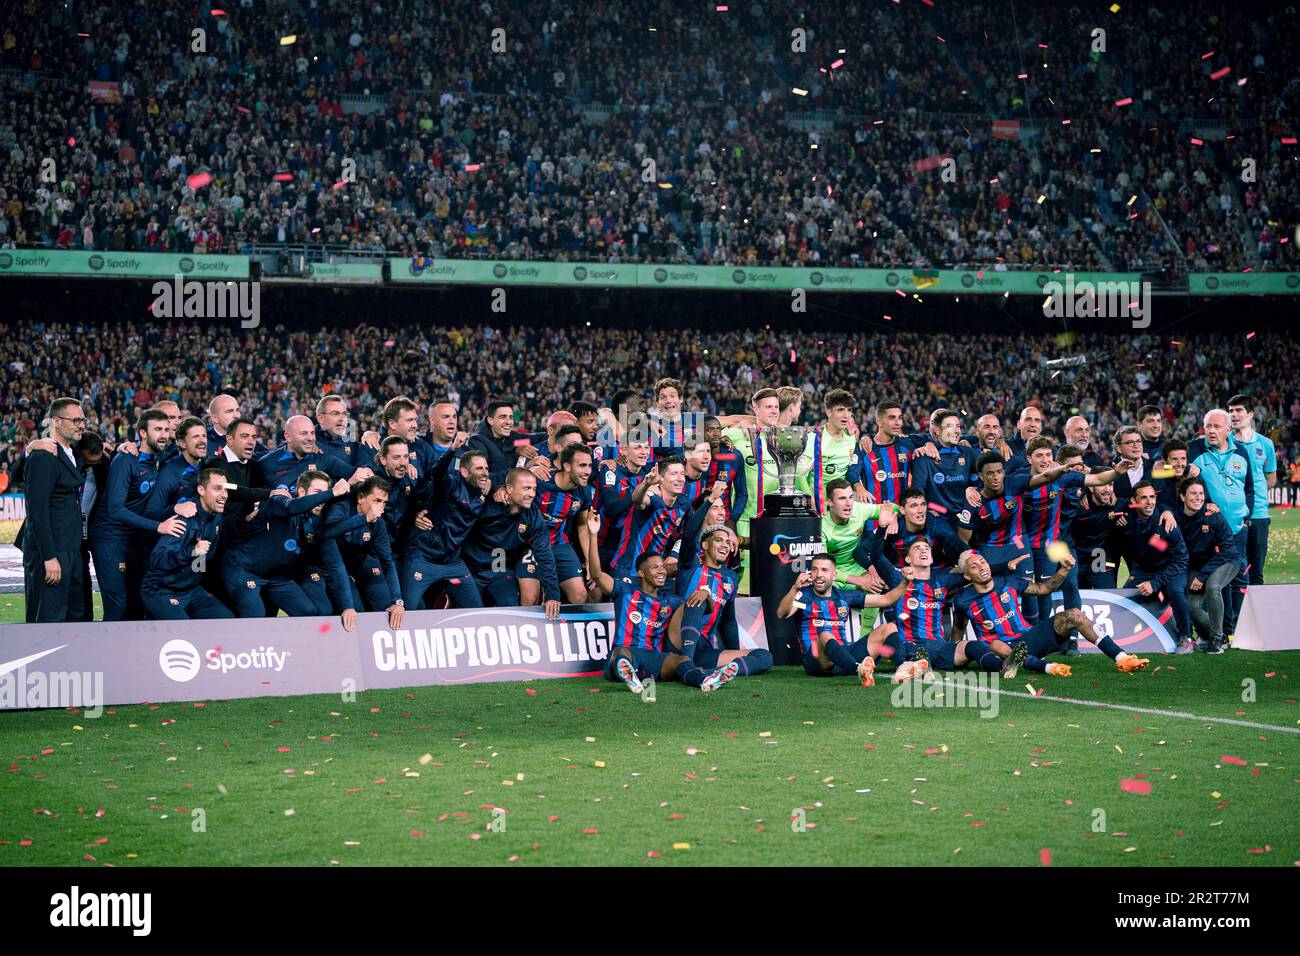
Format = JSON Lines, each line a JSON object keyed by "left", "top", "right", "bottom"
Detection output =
{"left": 586, "top": 511, "right": 602, "bottom": 535}
{"left": 332, "top": 479, "right": 351, "bottom": 496}
{"left": 361, "top": 430, "right": 381, "bottom": 450}
{"left": 794, "top": 570, "right": 812, "bottom": 588}
{"left": 452, "top": 431, "right": 470, "bottom": 450}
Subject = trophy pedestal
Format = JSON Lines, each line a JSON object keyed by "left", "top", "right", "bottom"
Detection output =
{"left": 751, "top": 500, "right": 821, "bottom": 667}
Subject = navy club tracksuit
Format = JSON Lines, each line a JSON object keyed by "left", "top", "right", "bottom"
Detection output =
{"left": 908, "top": 446, "right": 977, "bottom": 532}
{"left": 1070, "top": 497, "right": 1123, "bottom": 589}
{"left": 253, "top": 444, "right": 358, "bottom": 493}
{"left": 141, "top": 455, "right": 203, "bottom": 522}
{"left": 377, "top": 468, "right": 431, "bottom": 554}
{"left": 463, "top": 501, "right": 561, "bottom": 606}
{"left": 323, "top": 504, "right": 403, "bottom": 611}
{"left": 221, "top": 489, "right": 342, "bottom": 617}
{"left": 1115, "top": 508, "right": 1190, "bottom": 640}
{"left": 141, "top": 507, "right": 231, "bottom": 619}
{"left": 296, "top": 503, "right": 363, "bottom": 614}
{"left": 315, "top": 428, "right": 373, "bottom": 469}
{"left": 401, "top": 449, "right": 486, "bottom": 609}
{"left": 1176, "top": 505, "right": 1245, "bottom": 644}
{"left": 90, "top": 450, "right": 162, "bottom": 621}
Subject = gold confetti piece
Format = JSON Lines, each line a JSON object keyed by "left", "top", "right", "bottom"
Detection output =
{"left": 1036, "top": 194, "right": 1046, "bottom": 204}
{"left": 759, "top": 731, "right": 772, "bottom": 738}
{"left": 73, "top": 725, "right": 83, "bottom": 731}
{"left": 594, "top": 760, "right": 606, "bottom": 768}
{"left": 1151, "top": 466, "right": 1175, "bottom": 479}
{"left": 284, "top": 809, "right": 295, "bottom": 816}
{"left": 344, "top": 840, "right": 361, "bottom": 845}
{"left": 128, "top": 724, "right": 138, "bottom": 729}
{"left": 585, "top": 736, "right": 596, "bottom": 743}
{"left": 953, "top": 847, "right": 961, "bottom": 854}
{"left": 280, "top": 34, "right": 297, "bottom": 45}
{"left": 1045, "top": 541, "right": 1071, "bottom": 563}
{"left": 404, "top": 771, "right": 419, "bottom": 778}
{"left": 516, "top": 773, "right": 524, "bottom": 781}
{"left": 1127, "top": 195, "right": 1137, "bottom": 206}
{"left": 1109, "top": 3, "right": 1120, "bottom": 12}
{"left": 1124, "top": 847, "right": 1136, "bottom": 852}
{"left": 217, "top": 784, "right": 228, "bottom": 795}
{"left": 1209, "top": 820, "right": 1223, "bottom": 827}
{"left": 419, "top": 754, "right": 433, "bottom": 765}
{"left": 1211, "top": 791, "right": 1221, "bottom": 798}
{"left": 501, "top": 780, "right": 513, "bottom": 786}
{"left": 803, "top": 721, "right": 815, "bottom": 725}
{"left": 941, "top": 744, "right": 949, "bottom": 753}
{"left": 126, "top": 853, "right": 138, "bottom": 859}
{"left": 1115, "top": 746, "right": 1123, "bottom": 754}
{"left": 823, "top": 776, "right": 834, "bottom": 783}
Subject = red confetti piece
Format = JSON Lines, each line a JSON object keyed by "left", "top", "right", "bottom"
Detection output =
{"left": 93, "top": 837, "right": 108, "bottom": 845}
{"left": 1191, "top": 137, "right": 1204, "bottom": 146}
{"left": 830, "top": 59, "right": 844, "bottom": 70}
{"left": 372, "top": 777, "right": 386, "bottom": 783}
{"left": 187, "top": 172, "right": 212, "bottom": 190}
{"left": 212, "top": 9, "right": 226, "bottom": 15}
{"left": 274, "top": 173, "right": 294, "bottom": 182}
{"left": 331, "top": 181, "right": 348, "bottom": 190}
{"left": 40, "top": 748, "right": 54, "bottom": 755}
{"left": 1114, "top": 97, "right": 1132, "bottom": 107}
{"left": 1282, "top": 137, "right": 1298, "bottom": 145}
{"left": 894, "top": 289, "right": 907, "bottom": 297}
{"left": 647, "top": 850, "right": 661, "bottom": 858}
{"left": 525, "top": 688, "right": 537, "bottom": 696}
{"left": 1210, "top": 67, "right": 1231, "bottom": 80}
{"left": 236, "top": 105, "right": 251, "bottom": 114}
{"left": 1147, "top": 534, "right": 1168, "bottom": 552}
{"left": 1121, "top": 778, "right": 1152, "bottom": 795}
{"left": 19, "top": 841, "right": 31, "bottom": 846}
{"left": 318, "top": 623, "right": 331, "bottom": 633}
{"left": 464, "top": 163, "right": 481, "bottom": 172}
{"left": 277, "top": 747, "right": 291, "bottom": 752}
{"left": 970, "top": 821, "right": 986, "bottom": 827}
{"left": 582, "top": 827, "right": 599, "bottom": 834}
{"left": 68, "top": 137, "right": 76, "bottom": 146}
{"left": 1220, "top": 755, "right": 1247, "bottom": 766}
{"left": 1039, "top": 848, "right": 1052, "bottom": 866}
{"left": 1202, "top": 51, "right": 1216, "bottom": 59}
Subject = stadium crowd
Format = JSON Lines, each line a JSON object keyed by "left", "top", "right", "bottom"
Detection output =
{"left": 1, "top": 0, "right": 1296, "bottom": 273}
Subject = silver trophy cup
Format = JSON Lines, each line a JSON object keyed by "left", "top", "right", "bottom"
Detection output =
{"left": 765, "top": 425, "right": 808, "bottom": 498}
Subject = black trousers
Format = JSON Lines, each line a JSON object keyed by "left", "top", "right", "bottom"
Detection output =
{"left": 24, "top": 548, "right": 85, "bottom": 623}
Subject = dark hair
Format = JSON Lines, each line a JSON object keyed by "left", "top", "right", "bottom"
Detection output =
{"left": 379, "top": 435, "right": 408, "bottom": 456}
{"left": 382, "top": 396, "right": 419, "bottom": 426}
{"left": 611, "top": 388, "right": 639, "bottom": 410}
{"left": 901, "top": 488, "right": 927, "bottom": 505}
{"left": 656, "top": 454, "right": 685, "bottom": 474}
{"left": 458, "top": 449, "right": 488, "bottom": 470}
{"left": 1137, "top": 404, "right": 1163, "bottom": 421}
{"left": 553, "top": 424, "right": 584, "bottom": 444}
{"left": 296, "top": 468, "right": 331, "bottom": 492}
{"left": 825, "top": 478, "right": 852, "bottom": 497}
{"left": 505, "top": 467, "right": 535, "bottom": 486}
{"left": 76, "top": 431, "right": 105, "bottom": 455}
{"left": 934, "top": 410, "right": 960, "bottom": 428}
{"left": 48, "top": 396, "right": 83, "bottom": 420}
{"left": 653, "top": 377, "right": 684, "bottom": 399}
{"left": 810, "top": 553, "right": 836, "bottom": 567}
{"left": 1058, "top": 444, "right": 1083, "bottom": 462}
{"left": 559, "top": 443, "right": 593, "bottom": 468}
{"left": 824, "top": 388, "right": 855, "bottom": 411}
{"left": 1226, "top": 394, "right": 1250, "bottom": 411}
{"left": 1132, "top": 479, "right": 1156, "bottom": 495}
{"left": 904, "top": 537, "right": 932, "bottom": 556}
{"left": 355, "top": 476, "right": 392, "bottom": 498}
{"left": 635, "top": 552, "right": 662, "bottom": 573}
{"left": 750, "top": 387, "right": 779, "bottom": 406}
{"left": 1178, "top": 475, "right": 1206, "bottom": 497}
{"left": 177, "top": 416, "right": 206, "bottom": 440}
{"left": 136, "top": 408, "right": 170, "bottom": 433}
{"left": 197, "top": 467, "right": 226, "bottom": 488}
{"left": 976, "top": 451, "right": 1005, "bottom": 472}
{"left": 1162, "top": 438, "right": 1188, "bottom": 457}
{"left": 570, "top": 401, "right": 598, "bottom": 419}
{"left": 486, "top": 400, "right": 513, "bottom": 418}
{"left": 228, "top": 416, "right": 258, "bottom": 435}
{"left": 1026, "top": 435, "right": 1055, "bottom": 455}
{"left": 875, "top": 400, "right": 902, "bottom": 418}
{"left": 1113, "top": 425, "right": 1141, "bottom": 446}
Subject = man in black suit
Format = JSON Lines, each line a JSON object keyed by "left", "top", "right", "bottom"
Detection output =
{"left": 16, "top": 398, "right": 87, "bottom": 622}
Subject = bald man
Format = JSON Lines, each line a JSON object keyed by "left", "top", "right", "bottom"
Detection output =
{"left": 254, "top": 415, "right": 372, "bottom": 492}
{"left": 427, "top": 402, "right": 459, "bottom": 465}
{"left": 1061, "top": 416, "right": 1105, "bottom": 468}
{"left": 207, "top": 394, "right": 267, "bottom": 457}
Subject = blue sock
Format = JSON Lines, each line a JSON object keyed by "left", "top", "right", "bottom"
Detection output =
{"left": 1026, "top": 656, "right": 1048, "bottom": 674}
{"left": 676, "top": 658, "right": 708, "bottom": 687}
{"left": 678, "top": 603, "right": 707, "bottom": 659}
{"left": 976, "top": 648, "right": 1003, "bottom": 672}
{"left": 822, "top": 637, "right": 859, "bottom": 673}
{"left": 735, "top": 649, "right": 772, "bottom": 675}
{"left": 1094, "top": 636, "right": 1123, "bottom": 660}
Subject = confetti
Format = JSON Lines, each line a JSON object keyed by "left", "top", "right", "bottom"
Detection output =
{"left": 187, "top": 172, "right": 212, "bottom": 190}
{"left": 1114, "top": 97, "right": 1133, "bottom": 107}
{"left": 672, "top": 842, "right": 691, "bottom": 850}
{"left": 1147, "top": 534, "right": 1169, "bottom": 552}
{"left": 274, "top": 173, "right": 294, "bottom": 182}
{"left": 464, "top": 163, "right": 481, "bottom": 172}
{"left": 1220, "top": 755, "right": 1247, "bottom": 766}
{"left": 1210, "top": 67, "right": 1231, "bottom": 81}
{"left": 1039, "top": 848, "right": 1052, "bottom": 866}
{"left": 1121, "top": 778, "right": 1152, "bottom": 795}
{"left": 280, "top": 35, "right": 297, "bottom": 46}
{"left": 792, "top": 88, "right": 808, "bottom": 97}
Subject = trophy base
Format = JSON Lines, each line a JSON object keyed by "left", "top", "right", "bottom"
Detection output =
{"left": 763, "top": 492, "right": 817, "bottom": 518}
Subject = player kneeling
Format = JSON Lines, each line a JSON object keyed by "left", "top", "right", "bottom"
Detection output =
{"left": 777, "top": 555, "right": 909, "bottom": 686}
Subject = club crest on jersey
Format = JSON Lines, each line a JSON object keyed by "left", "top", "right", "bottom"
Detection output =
{"left": 169, "top": 598, "right": 180, "bottom": 606}
{"left": 413, "top": 571, "right": 423, "bottom": 581}
{"left": 362, "top": 532, "right": 371, "bottom": 542}
{"left": 629, "top": 610, "right": 643, "bottom": 625}
{"left": 1000, "top": 592, "right": 1011, "bottom": 603}
{"left": 310, "top": 573, "right": 321, "bottom": 582}
{"left": 118, "top": 562, "right": 127, "bottom": 572}
{"left": 518, "top": 522, "right": 528, "bottom": 534}
{"left": 306, "top": 533, "right": 315, "bottom": 543}
{"left": 957, "top": 458, "right": 965, "bottom": 466}
{"left": 246, "top": 580, "right": 256, "bottom": 589}
{"left": 837, "top": 603, "right": 848, "bottom": 616}
{"left": 723, "top": 581, "right": 734, "bottom": 595}
{"left": 1202, "top": 524, "right": 1210, "bottom": 533}
{"left": 370, "top": 567, "right": 381, "bottom": 575}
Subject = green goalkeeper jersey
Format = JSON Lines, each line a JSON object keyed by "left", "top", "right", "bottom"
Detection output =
{"left": 722, "top": 425, "right": 779, "bottom": 535}
{"left": 797, "top": 426, "right": 859, "bottom": 512}
{"left": 820, "top": 500, "right": 885, "bottom": 580}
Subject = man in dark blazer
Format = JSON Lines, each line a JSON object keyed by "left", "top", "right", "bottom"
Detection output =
{"left": 16, "top": 398, "right": 88, "bottom": 622}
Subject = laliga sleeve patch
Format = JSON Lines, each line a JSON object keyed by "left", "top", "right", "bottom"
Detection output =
{"left": 604, "top": 470, "right": 616, "bottom": 486}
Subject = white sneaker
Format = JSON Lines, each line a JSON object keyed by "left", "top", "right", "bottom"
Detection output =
{"left": 891, "top": 660, "right": 919, "bottom": 685}
{"left": 700, "top": 660, "right": 741, "bottom": 694}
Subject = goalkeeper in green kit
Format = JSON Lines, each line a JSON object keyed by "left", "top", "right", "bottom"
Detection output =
{"left": 819, "top": 478, "right": 901, "bottom": 631}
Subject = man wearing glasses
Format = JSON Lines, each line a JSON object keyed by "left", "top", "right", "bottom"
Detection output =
{"left": 1112, "top": 427, "right": 1149, "bottom": 502}
{"left": 15, "top": 398, "right": 87, "bottom": 622}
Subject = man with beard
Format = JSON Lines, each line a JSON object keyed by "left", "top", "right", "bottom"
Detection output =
{"left": 401, "top": 434, "right": 488, "bottom": 609}
{"left": 254, "top": 415, "right": 370, "bottom": 492}
{"left": 519, "top": 443, "right": 596, "bottom": 605}
{"left": 465, "top": 467, "right": 561, "bottom": 615}
{"left": 140, "top": 468, "right": 233, "bottom": 620}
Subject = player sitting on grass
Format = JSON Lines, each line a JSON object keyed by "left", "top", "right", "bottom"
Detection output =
{"left": 592, "top": 551, "right": 735, "bottom": 695}
{"left": 956, "top": 551, "right": 1150, "bottom": 677}
{"left": 776, "top": 554, "right": 910, "bottom": 685}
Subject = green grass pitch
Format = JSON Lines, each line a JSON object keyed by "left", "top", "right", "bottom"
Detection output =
{"left": 0, "top": 509, "right": 1296, "bottom": 866}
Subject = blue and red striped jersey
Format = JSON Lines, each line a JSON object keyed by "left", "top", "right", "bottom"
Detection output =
{"left": 877, "top": 560, "right": 966, "bottom": 643}
{"left": 616, "top": 493, "right": 690, "bottom": 576}
{"left": 534, "top": 476, "right": 595, "bottom": 547}
{"left": 679, "top": 563, "right": 740, "bottom": 646}
{"left": 791, "top": 585, "right": 867, "bottom": 654}
{"left": 612, "top": 578, "right": 682, "bottom": 650}
{"left": 958, "top": 494, "right": 1025, "bottom": 549}
{"left": 957, "top": 575, "right": 1032, "bottom": 641}
{"left": 851, "top": 438, "right": 911, "bottom": 504}
{"left": 1020, "top": 471, "right": 1086, "bottom": 548}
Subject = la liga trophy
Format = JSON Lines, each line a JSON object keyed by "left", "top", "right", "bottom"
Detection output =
{"left": 750, "top": 425, "right": 822, "bottom": 665}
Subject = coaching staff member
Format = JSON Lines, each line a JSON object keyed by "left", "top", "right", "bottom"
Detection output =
{"left": 16, "top": 398, "right": 87, "bottom": 622}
